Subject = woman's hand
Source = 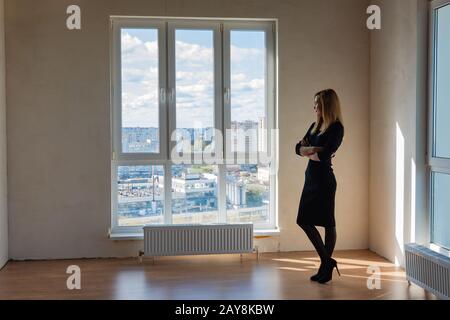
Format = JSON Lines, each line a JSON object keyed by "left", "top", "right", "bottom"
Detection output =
{"left": 300, "top": 138, "right": 309, "bottom": 146}
{"left": 300, "top": 146, "right": 322, "bottom": 157}
{"left": 296, "top": 137, "right": 324, "bottom": 157}
{"left": 308, "top": 153, "right": 321, "bottom": 162}
{"left": 296, "top": 138, "right": 310, "bottom": 156}
{"left": 303, "top": 147, "right": 324, "bottom": 161}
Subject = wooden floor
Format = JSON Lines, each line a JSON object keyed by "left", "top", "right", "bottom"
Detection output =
{"left": 0, "top": 250, "right": 437, "bottom": 300}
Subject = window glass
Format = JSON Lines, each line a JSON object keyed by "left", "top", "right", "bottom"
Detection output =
{"left": 434, "top": 5, "right": 450, "bottom": 158}
{"left": 117, "top": 165, "right": 164, "bottom": 226}
{"left": 121, "top": 28, "right": 160, "bottom": 154}
{"left": 172, "top": 165, "right": 219, "bottom": 224}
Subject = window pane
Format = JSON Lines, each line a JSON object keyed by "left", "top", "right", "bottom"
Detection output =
{"left": 432, "top": 172, "right": 450, "bottom": 250}
{"left": 172, "top": 165, "right": 218, "bottom": 224}
{"left": 435, "top": 5, "right": 450, "bottom": 158}
{"left": 121, "top": 29, "right": 160, "bottom": 153}
{"left": 117, "top": 165, "right": 164, "bottom": 226}
{"left": 175, "top": 29, "right": 215, "bottom": 154}
{"left": 230, "top": 31, "right": 267, "bottom": 154}
{"left": 226, "top": 164, "right": 270, "bottom": 224}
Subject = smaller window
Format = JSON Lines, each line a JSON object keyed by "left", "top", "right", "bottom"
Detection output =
{"left": 171, "top": 165, "right": 219, "bottom": 225}
{"left": 116, "top": 165, "right": 165, "bottom": 227}
{"left": 226, "top": 164, "right": 271, "bottom": 224}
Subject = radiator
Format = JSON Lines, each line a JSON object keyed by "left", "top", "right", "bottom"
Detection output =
{"left": 143, "top": 224, "right": 254, "bottom": 257}
{"left": 405, "top": 243, "right": 450, "bottom": 300}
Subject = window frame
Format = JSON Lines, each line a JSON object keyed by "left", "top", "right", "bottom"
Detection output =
{"left": 110, "top": 16, "right": 278, "bottom": 235}
{"left": 428, "top": 0, "right": 450, "bottom": 250}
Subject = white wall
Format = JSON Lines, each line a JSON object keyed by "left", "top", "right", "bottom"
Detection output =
{"left": 0, "top": 0, "right": 8, "bottom": 268}
{"left": 369, "top": 0, "right": 428, "bottom": 266}
{"left": 6, "top": 0, "right": 370, "bottom": 260}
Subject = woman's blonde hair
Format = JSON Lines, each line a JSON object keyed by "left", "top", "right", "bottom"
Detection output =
{"left": 312, "top": 89, "right": 344, "bottom": 135}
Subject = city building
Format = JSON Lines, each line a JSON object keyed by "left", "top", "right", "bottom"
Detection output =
{"left": 172, "top": 171, "right": 218, "bottom": 213}
{"left": 226, "top": 178, "right": 247, "bottom": 208}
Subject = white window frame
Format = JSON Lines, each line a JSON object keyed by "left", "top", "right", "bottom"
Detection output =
{"left": 428, "top": 0, "right": 450, "bottom": 250}
{"left": 110, "top": 16, "right": 278, "bottom": 235}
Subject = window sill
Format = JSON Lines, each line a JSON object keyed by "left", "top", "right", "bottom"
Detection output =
{"left": 109, "top": 233, "right": 144, "bottom": 241}
{"left": 109, "top": 228, "right": 281, "bottom": 241}
{"left": 429, "top": 243, "right": 450, "bottom": 258}
{"left": 254, "top": 229, "right": 281, "bottom": 237}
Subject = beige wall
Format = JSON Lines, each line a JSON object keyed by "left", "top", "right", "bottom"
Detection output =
{"left": 369, "top": 0, "right": 428, "bottom": 266}
{"left": 6, "top": 0, "right": 370, "bottom": 259}
{"left": 0, "top": 0, "right": 8, "bottom": 268}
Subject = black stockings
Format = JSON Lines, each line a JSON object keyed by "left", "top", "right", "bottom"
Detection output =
{"left": 299, "top": 224, "right": 336, "bottom": 262}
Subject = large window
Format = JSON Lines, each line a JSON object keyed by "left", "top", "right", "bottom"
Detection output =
{"left": 429, "top": 1, "right": 450, "bottom": 250}
{"left": 111, "top": 18, "right": 277, "bottom": 234}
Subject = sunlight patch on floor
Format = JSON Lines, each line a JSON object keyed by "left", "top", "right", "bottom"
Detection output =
{"left": 277, "top": 267, "right": 309, "bottom": 272}
{"left": 272, "top": 258, "right": 369, "bottom": 271}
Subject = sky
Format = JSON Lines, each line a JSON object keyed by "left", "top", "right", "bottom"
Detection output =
{"left": 121, "top": 27, "right": 266, "bottom": 129}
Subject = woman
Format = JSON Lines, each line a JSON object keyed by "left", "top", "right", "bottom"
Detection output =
{"left": 295, "top": 89, "right": 344, "bottom": 284}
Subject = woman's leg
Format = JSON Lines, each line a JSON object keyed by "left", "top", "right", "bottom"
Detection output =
{"left": 324, "top": 227, "right": 337, "bottom": 258}
{"left": 299, "top": 224, "right": 330, "bottom": 262}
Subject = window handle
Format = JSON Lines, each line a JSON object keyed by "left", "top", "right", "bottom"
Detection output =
{"left": 169, "top": 88, "right": 176, "bottom": 104}
{"left": 224, "top": 88, "right": 231, "bottom": 104}
{"left": 160, "top": 88, "right": 166, "bottom": 104}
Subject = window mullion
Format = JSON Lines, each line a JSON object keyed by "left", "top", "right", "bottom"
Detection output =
{"left": 222, "top": 25, "right": 232, "bottom": 161}
{"left": 218, "top": 164, "right": 227, "bottom": 223}
{"left": 217, "top": 23, "right": 226, "bottom": 224}
{"left": 164, "top": 161, "right": 172, "bottom": 224}
{"left": 221, "top": 25, "right": 232, "bottom": 224}
{"left": 160, "top": 22, "right": 169, "bottom": 163}
{"left": 167, "top": 22, "right": 176, "bottom": 163}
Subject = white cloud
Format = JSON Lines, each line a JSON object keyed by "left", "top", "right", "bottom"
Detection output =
{"left": 231, "top": 45, "right": 264, "bottom": 63}
{"left": 121, "top": 33, "right": 158, "bottom": 64}
{"left": 176, "top": 41, "right": 213, "bottom": 64}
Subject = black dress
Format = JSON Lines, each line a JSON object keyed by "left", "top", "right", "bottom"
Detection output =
{"left": 296, "top": 121, "right": 344, "bottom": 227}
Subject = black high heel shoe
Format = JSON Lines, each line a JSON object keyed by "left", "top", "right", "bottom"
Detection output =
{"left": 310, "top": 262, "right": 325, "bottom": 282}
{"left": 318, "top": 258, "right": 340, "bottom": 284}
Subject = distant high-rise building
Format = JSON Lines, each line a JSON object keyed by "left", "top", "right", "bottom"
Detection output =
{"left": 171, "top": 170, "right": 218, "bottom": 213}
{"left": 226, "top": 177, "right": 247, "bottom": 207}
